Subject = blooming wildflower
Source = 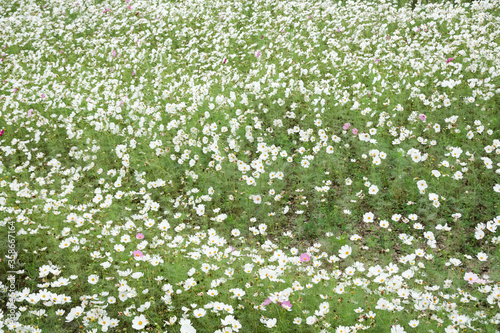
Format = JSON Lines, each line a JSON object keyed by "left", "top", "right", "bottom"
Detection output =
{"left": 280, "top": 300, "right": 293, "bottom": 310}
{"left": 363, "top": 212, "right": 375, "bottom": 223}
{"left": 300, "top": 253, "right": 311, "bottom": 262}
{"left": 368, "top": 185, "right": 379, "bottom": 195}
{"left": 88, "top": 274, "right": 99, "bottom": 285}
{"left": 132, "top": 314, "right": 148, "bottom": 330}
{"left": 477, "top": 252, "right": 488, "bottom": 261}
{"left": 343, "top": 123, "right": 351, "bottom": 130}
{"left": 380, "top": 220, "right": 389, "bottom": 228}
{"left": 265, "top": 318, "right": 277, "bottom": 328}
{"left": 391, "top": 325, "right": 406, "bottom": 333}
{"left": 121, "top": 235, "right": 131, "bottom": 243}
{"left": 133, "top": 250, "right": 144, "bottom": 258}
{"left": 464, "top": 272, "right": 479, "bottom": 284}
{"left": 352, "top": 128, "right": 358, "bottom": 135}
{"left": 338, "top": 245, "right": 352, "bottom": 259}
{"left": 419, "top": 114, "right": 426, "bottom": 121}
{"left": 136, "top": 233, "right": 145, "bottom": 239}
{"left": 193, "top": 308, "right": 206, "bottom": 318}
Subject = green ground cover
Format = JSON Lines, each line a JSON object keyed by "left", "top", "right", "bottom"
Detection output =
{"left": 0, "top": 0, "right": 500, "bottom": 332}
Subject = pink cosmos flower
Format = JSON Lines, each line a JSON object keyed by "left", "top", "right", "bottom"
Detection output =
{"left": 419, "top": 114, "right": 426, "bottom": 121}
{"left": 112, "top": 50, "right": 116, "bottom": 57}
{"left": 464, "top": 272, "right": 478, "bottom": 285}
{"left": 133, "top": 250, "right": 144, "bottom": 258}
{"left": 256, "top": 51, "right": 261, "bottom": 58}
{"left": 0, "top": 129, "right": 4, "bottom": 136}
{"left": 127, "top": 5, "right": 131, "bottom": 9}
{"left": 262, "top": 298, "right": 272, "bottom": 306}
{"left": 343, "top": 123, "right": 351, "bottom": 130}
{"left": 136, "top": 233, "right": 144, "bottom": 239}
{"left": 41, "top": 94, "right": 46, "bottom": 99}
{"left": 60, "top": 50, "right": 63, "bottom": 54}
{"left": 352, "top": 128, "right": 358, "bottom": 135}
{"left": 28, "top": 109, "right": 33, "bottom": 117}
{"left": 132, "top": 70, "right": 136, "bottom": 76}
{"left": 447, "top": 58, "right": 454, "bottom": 64}
{"left": 300, "top": 253, "right": 311, "bottom": 263}
{"left": 223, "top": 58, "right": 227, "bottom": 64}
{"left": 280, "top": 300, "right": 292, "bottom": 309}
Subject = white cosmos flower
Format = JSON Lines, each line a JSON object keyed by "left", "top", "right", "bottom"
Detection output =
{"left": 338, "top": 245, "right": 352, "bottom": 259}
{"left": 363, "top": 212, "right": 375, "bottom": 223}
{"left": 391, "top": 324, "right": 406, "bottom": 333}
{"left": 132, "top": 314, "right": 148, "bottom": 330}
{"left": 193, "top": 308, "right": 206, "bottom": 318}
{"left": 265, "top": 318, "right": 277, "bottom": 328}
{"left": 368, "top": 185, "right": 379, "bottom": 195}
{"left": 88, "top": 274, "right": 99, "bottom": 285}
{"left": 477, "top": 252, "right": 488, "bottom": 261}
{"left": 131, "top": 272, "right": 144, "bottom": 279}
{"left": 380, "top": 220, "right": 389, "bottom": 228}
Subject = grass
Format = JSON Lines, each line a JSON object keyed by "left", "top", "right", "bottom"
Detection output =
{"left": 0, "top": 0, "right": 500, "bottom": 332}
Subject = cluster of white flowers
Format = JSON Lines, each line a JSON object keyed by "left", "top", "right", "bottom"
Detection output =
{"left": 0, "top": 0, "right": 499, "bottom": 332}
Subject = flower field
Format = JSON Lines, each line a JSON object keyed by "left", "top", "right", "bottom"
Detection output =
{"left": 1, "top": 0, "right": 500, "bottom": 332}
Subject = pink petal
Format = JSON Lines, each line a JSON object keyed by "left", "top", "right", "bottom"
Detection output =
{"left": 262, "top": 298, "right": 272, "bottom": 306}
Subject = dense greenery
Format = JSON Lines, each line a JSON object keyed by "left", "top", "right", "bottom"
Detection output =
{"left": 0, "top": 0, "right": 499, "bottom": 332}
